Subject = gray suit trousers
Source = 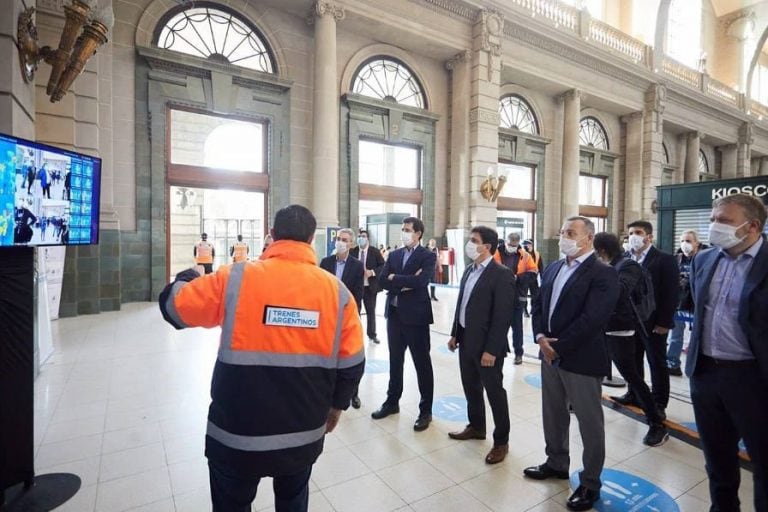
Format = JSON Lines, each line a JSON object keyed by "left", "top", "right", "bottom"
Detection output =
{"left": 541, "top": 361, "right": 605, "bottom": 491}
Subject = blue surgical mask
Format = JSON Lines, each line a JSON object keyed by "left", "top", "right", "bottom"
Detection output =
{"left": 357, "top": 237, "right": 367, "bottom": 247}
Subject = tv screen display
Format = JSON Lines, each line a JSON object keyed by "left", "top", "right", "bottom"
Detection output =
{"left": 0, "top": 133, "right": 101, "bottom": 247}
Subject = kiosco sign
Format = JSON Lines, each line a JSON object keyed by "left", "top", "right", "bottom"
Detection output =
{"left": 712, "top": 183, "right": 768, "bottom": 199}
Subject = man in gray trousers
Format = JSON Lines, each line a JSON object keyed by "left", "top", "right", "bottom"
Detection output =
{"left": 524, "top": 217, "right": 619, "bottom": 512}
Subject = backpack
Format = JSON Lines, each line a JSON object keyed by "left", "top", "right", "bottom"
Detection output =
{"left": 617, "top": 258, "right": 656, "bottom": 337}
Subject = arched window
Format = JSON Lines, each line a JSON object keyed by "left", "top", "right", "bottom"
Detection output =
{"left": 351, "top": 57, "right": 426, "bottom": 109}
{"left": 698, "top": 149, "right": 709, "bottom": 175}
{"left": 155, "top": 4, "right": 275, "bottom": 73}
{"left": 667, "top": 0, "right": 703, "bottom": 70}
{"left": 499, "top": 95, "right": 539, "bottom": 134}
{"left": 579, "top": 117, "right": 609, "bottom": 150}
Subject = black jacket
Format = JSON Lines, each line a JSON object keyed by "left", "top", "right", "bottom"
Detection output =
{"left": 639, "top": 246, "right": 679, "bottom": 329}
{"left": 606, "top": 256, "right": 642, "bottom": 332}
{"left": 450, "top": 259, "right": 515, "bottom": 358}
{"left": 319, "top": 255, "right": 364, "bottom": 310}
{"left": 349, "top": 245, "right": 385, "bottom": 293}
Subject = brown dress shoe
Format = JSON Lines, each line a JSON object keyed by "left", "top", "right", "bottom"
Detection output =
{"left": 448, "top": 425, "right": 486, "bottom": 440}
{"left": 485, "top": 444, "right": 508, "bottom": 464}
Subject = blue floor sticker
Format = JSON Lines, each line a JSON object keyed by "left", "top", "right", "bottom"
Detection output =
{"left": 524, "top": 374, "right": 542, "bottom": 389}
{"left": 436, "top": 344, "right": 453, "bottom": 355}
{"left": 570, "top": 468, "right": 679, "bottom": 511}
{"left": 432, "top": 396, "right": 468, "bottom": 423}
{"left": 365, "top": 359, "right": 389, "bottom": 374}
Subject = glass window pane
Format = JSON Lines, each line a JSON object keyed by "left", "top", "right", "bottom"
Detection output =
{"left": 579, "top": 117, "right": 609, "bottom": 150}
{"left": 497, "top": 212, "right": 535, "bottom": 242}
{"left": 499, "top": 95, "right": 539, "bottom": 134}
{"left": 352, "top": 58, "right": 426, "bottom": 109}
{"left": 497, "top": 163, "right": 534, "bottom": 200}
{"left": 170, "top": 110, "right": 264, "bottom": 173}
{"left": 358, "top": 140, "right": 419, "bottom": 188}
{"left": 579, "top": 175, "right": 606, "bottom": 206}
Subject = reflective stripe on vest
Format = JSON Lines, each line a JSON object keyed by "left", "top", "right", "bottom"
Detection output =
{"left": 164, "top": 281, "right": 190, "bottom": 328}
{"left": 233, "top": 243, "right": 248, "bottom": 262}
{"left": 216, "top": 262, "right": 360, "bottom": 369}
{"left": 196, "top": 242, "right": 213, "bottom": 264}
{"left": 206, "top": 420, "right": 326, "bottom": 452}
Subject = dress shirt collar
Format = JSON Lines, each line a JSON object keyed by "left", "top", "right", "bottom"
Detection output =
{"left": 631, "top": 244, "right": 652, "bottom": 261}
{"left": 719, "top": 237, "right": 763, "bottom": 260}
{"left": 565, "top": 249, "right": 594, "bottom": 267}
{"left": 473, "top": 254, "right": 493, "bottom": 270}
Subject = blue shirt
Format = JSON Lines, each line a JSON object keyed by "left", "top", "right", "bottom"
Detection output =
{"left": 334, "top": 257, "right": 346, "bottom": 281}
{"left": 547, "top": 250, "right": 594, "bottom": 333}
{"left": 701, "top": 237, "right": 763, "bottom": 361}
{"left": 458, "top": 255, "right": 492, "bottom": 327}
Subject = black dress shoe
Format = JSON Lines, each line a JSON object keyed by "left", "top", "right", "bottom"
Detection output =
{"left": 668, "top": 366, "right": 683, "bottom": 377}
{"left": 523, "top": 463, "right": 569, "bottom": 480}
{"left": 566, "top": 485, "right": 600, "bottom": 511}
{"left": 413, "top": 414, "right": 431, "bottom": 431}
{"left": 369, "top": 337, "right": 380, "bottom": 344}
{"left": 371, "top": 404, "right": 399, "bottom": 419}
{"left": 610, "top": 392, "right": 638, "bottom": 406}
{"left": 351, "top": 395, "right": 361, "bottom": 409}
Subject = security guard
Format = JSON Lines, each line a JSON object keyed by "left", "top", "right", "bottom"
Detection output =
{"left": 159, "top": 205, "right": 364, "bottom": 512}
{"left": 230, "top": 234, "right": 249, "bottom": 263}
{"left": 194, "top": 232, "right": 215, "bottom": 274}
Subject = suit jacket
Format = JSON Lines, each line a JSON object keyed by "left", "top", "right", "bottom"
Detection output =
{"left": 639, "top": 246, "right": 679, "bottom": 329}
{"left": 532, "top": 253, "right": 619, "bottom": 376}
{"left": 685, "top": 239, "right": 768, "bottom": 380}
{"left": 378, "top": 244, "right": 435, "bottom": 326}
{"left": 319, "top": 255, "right": 364, "bottom": 309}
{"left": 450, "top": 259, "right": 516, "bottom": 358}
{"left": 349, "top": 245, "right": 385, "bottom": 293}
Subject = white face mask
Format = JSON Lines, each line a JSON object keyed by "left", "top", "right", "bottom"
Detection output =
{"left": 558, "top": 236, "right": 583, "bottom": 257}
{"left": 465, "top": 241, "right": 480, "bottom": 260}
{"left": 622, "top": 242, "right": 630, "bottom": 253}
{"left": 680, "top": 241, "right": 694, "bottom": 256}
{"left": 708, "top": 221, "right": 748, "bottom": 250}
{"left": 357, "top": 237, "right": 367, "bottom": 247}
{"left": 506, "top": 244, "right": 517, "bottom": 252}
{"left": 628, "top": 234, "right": 646, "bottom": 251}
{"left": 400, "top": 231, "right": 414, "bottom": 247}
{"left": 334, "top": 241, "right": 348, "bottom": 254}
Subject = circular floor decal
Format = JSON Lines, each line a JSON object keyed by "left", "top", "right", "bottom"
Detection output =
{"left": 432, "top": 396, "right": 468, "bottom": 423}
{"left": 524, "top": 374, "right": 542, "bottom": 389}
{"left": 569, "top": 468, "right": 680, "bottom": 511}
{"left": 365, "top": 359, "right": 390, "bottom": 374}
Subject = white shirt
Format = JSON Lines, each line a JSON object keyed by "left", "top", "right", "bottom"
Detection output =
{"left": 547, "top": 250, "right": 595, "bottom": 333}
{"left": 458, "top": 255, "right": 492, "bottom": 328}
{"left": 630, "top": 245, "right": 652, "bottom": 265}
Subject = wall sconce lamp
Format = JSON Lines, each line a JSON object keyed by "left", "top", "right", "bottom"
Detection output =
{"left": 16, "top": 0, "right": 113, "bottom": 103}
{"left": 480, "top": 166, "right": 507, "bottom": 203}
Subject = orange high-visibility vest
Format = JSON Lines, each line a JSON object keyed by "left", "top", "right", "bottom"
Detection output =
{"left": 232, "top": 242, "right": 248, "bottom": 262}
{"left": 195, "top": 241, "right": 214, "bottom": 264}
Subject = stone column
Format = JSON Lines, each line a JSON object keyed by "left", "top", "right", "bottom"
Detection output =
{"left": 467, "top": 9, "right": 503, "bottom": 227}
{"left": 737, "top": 122, "right": 753, "bottom": 177}
{"left": 760, "top": 156, "right": 768, "bottom": 176}
{"left": 641, "top": 84, "right": 666, "bottom": 221}
{"left": 725, "top": 12, "right": 756, "bottom": 93}
{"left": 309, "top": 1, "right": 344, "bottom": 227}
{"left": 0, "top": 0, "right": 36, "bottom": 138}
{"left": 447, "top": 50, "right": 471, "bottom": 229}
{"left": 621, "top": 112, "right": 643, "bottom": 225}
{"left": 684, "top": 132, "right": 701, "bottom": 183}
{"left": 720, "top": 144, "right": 738, "bottom": 179}
{"left": 560, "top": 89, "right": 581, "bottom": 220}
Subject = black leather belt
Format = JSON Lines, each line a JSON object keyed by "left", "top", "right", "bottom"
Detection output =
{"left": 699, "top": 354, "right": 757, "bottom": 369}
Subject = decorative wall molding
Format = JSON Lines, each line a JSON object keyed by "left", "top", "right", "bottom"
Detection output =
{"left": 307, "top": 1, "right": 346, "bottom": 25}
{"left": 36, "top": 0, "right": 65, "bottom": 14}
{"left": 740, "top": 122, "right": 754, "bottom": 145}
{"left": 620, "top": 111, "right": 643, "bottom": 123}
{"left": 407, "top": 0, "right": 477, "bottom": 22}
{"left": 445, "top": 50, "right": 470, "bottom": 71}
{"left": 477, "top": 9, "right": 503, "bottom": 57}
{"left": 469, "top": 106, "right": 500, "bottom": 125}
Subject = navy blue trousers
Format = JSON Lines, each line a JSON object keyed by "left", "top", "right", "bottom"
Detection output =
{"left": 208, "top": 460, "right": 312, "bottom": 512}
{"left": 690, "top": 358, "right": 768, "bottom": 512}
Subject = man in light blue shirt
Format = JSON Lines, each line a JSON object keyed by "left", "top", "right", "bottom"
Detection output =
{"left": 686, "top": 193, "right": 768, "bottom": 512}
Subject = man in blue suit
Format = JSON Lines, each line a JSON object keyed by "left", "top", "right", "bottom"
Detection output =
{"left": 686, "top": 193, "right": 768, "bottom": 512}
{"left": 371, "top": 216, "right": 436, "bottom": 432}
{"left": 524, "top": 216, "right": 619, "bottom": 512}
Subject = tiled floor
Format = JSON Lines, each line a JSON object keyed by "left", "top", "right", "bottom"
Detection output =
{"left": 29, "top": 287, "right": 756, "bottom": 511}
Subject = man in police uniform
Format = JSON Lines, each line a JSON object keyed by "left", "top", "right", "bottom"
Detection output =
{"left": 160, "top": 205, "right": 364, "bottom": 512}
{"left": 230, "top": 234, "right": 249, "bottom": 263}
{"left": 194, "top": 232, "right": 215, "bottom": 274}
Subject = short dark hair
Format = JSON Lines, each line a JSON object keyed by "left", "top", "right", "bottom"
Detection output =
{"left": 593, "top": 232, "right": 623, "bottom": 260}
{"left": 272, "top": 204, "right": 316, "bottom": 242}
{"left": 358, "top": 229, "right": 369, "bottom": 236}
{"left": 471, "top": 226, "right": 499, "bottom": 255}
{"left": 627, "top": 220, "right": 653, "bottom": 235}
{"left": 402, "top": 216, "right": 425, "bottom": 240}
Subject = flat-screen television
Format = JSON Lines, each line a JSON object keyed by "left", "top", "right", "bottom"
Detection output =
{"left": 0, "top": 132, "right": 101, "bottom": 247}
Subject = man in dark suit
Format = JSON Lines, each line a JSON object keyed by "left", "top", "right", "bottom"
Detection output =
{"left": 320, "top": 228, "right": 365, "bottom": 408}
{"left": 613, "top": 220, "right": 678, "bottom": 415}
{"left": 350, "top": 229, "right": 386, "bottom": 343}
{"left": 371, "top": 216, "right": 436, "bottom": 432}
{"left": 686, "top": 193, "right": 768, "bottom": 512}
{"left": 447, "top": 226, "right": 515, "bottom": 465}
{"left": 524, "top": 216, "right": 619, "bottom": 512}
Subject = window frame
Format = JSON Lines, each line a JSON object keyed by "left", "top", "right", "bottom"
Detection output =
{"left": 357, "top": 137, "right": 423, "bottom": 217}
{"left": 498, "top": 94, "right": 540, "bottom": 135}
{"left": 351, "top": 56, "right": 427, "bottom": 110}
{"left": 578, "top": 116, "right": 610, "bottom": 151}
{"left": 578, "top": 173, "right": 609, "bottom": 219}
